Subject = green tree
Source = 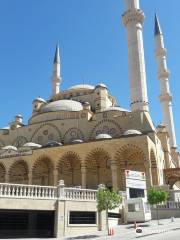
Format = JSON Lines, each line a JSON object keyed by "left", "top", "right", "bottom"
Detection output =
{"left": 97, "top": 187, "right": 122, "bottom": 231}
{"left": 147, "top": 188, "right": 168, "bottom": 225}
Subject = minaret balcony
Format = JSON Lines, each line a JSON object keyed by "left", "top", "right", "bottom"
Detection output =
{"left": 122, "top": 9, "right": 145, "bottom": 26}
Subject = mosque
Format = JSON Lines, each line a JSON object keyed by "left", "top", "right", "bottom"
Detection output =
{"left": 0, "top": 0, "right": 179, "bottom": 191}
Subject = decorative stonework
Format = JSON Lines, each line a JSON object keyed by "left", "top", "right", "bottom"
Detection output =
{"left": 63, "top": 128, "right": 84, "bottom": 143}
{"left": 89, "top": 119, "right": 123, "bottom": 139}
{"left": 31, "top": 123, "right": 62, "bottom": 145}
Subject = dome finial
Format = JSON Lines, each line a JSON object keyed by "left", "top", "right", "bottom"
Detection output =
{"left": 155, "top": 14, "right": 162, "bottom": 36}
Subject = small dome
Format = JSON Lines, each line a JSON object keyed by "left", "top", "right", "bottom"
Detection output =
{"left": 95, "top": 134, "right": 112, "bottom": 140}
{"left": 40, "top": 100, "right": 83, "bottom": 113}
{"left": 123, "top": 129, "right": 142, "bottom": 136}
{"left": 33, "top": 97, "right": 46, "bottom": 103}
{"left": 83, "top": 102, "right": 90, "bottom": 106}
{"left": 68, "top": 84, "right": 95, "bottom": 90}
{"left": 15, "top": 114, "right": 23, "bottom": 118}
{"left": 71, "top": 139, "right": 84, "bottom": 143}
{"left": 102, "top": 106, "right": 130, "bottom": 112}
{"left": 95, "top": 83, "right": 107, "bottom": 89}
{"left": 43, "top": 141, "right": 62, "bottom": 148}
{"left": 157, "top": 124, "right": 166, "bottom": 129}
{"left": 2, "top": 146, "right": 17, "bottom": 151}
{"left": 23, "top": 142, "right": 42, "bottom": 149}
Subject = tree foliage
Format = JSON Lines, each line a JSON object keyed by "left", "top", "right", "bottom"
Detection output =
{"left": 147, "top": 188, "right": 168, "bottom": 206}
{"left": 97, "top": 188, "right": 122, "bottom": 212}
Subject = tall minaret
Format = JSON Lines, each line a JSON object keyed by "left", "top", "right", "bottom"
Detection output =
{"left": 155, "top": 15, "right": 177, "bottom": 148}
{"left": 122, "top": 0, "right": 149, "bottom": 112}
{"left": 52, "top": 44, "right": 61, "bottom": 95}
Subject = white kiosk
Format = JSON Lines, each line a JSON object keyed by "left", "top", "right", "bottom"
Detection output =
{"left": 125, "top": 170, "right": 151, "bottom": 222}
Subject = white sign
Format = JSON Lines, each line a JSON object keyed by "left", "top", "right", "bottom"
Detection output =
{"left": 125, "top": 170, "right": 146, "bottom": 189}
{"left": 126, "top": 178, "right": 146, "bottom": 189}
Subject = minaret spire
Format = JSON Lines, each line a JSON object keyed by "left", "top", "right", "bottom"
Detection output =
{"left": 155, "top": 14, "right": 177, "bottom": 148}
{"left": 154, "top": 14, "right": 162, "bottom": 36}
{"left": 52, "top": 44, "right": 61, "bottom": 95}
{"left": 122, "top": 0, "right": 149, "bottom": 112}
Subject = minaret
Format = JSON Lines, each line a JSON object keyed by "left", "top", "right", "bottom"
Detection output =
{"left": 155, "top": 14, "right": 177, "bottom": 148}
{"left": 52, "top": 44, "right": 61, "bottom": 95}
{"left": 122, "top": 0, "right": 149, "bottom": 112}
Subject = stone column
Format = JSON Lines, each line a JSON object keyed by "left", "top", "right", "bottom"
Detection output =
{"left": 81, "top": 165, "right": 87, "bottom": 189}
{"left": 53, "top": 169, "right": 59, "bottom": 186}
{"left": 111, "top": 162, "right": 118, "bottom": 191}
{"left": 28, "top": 170, "right": 32, "bottom": 185}
{"left": 5, "top": 173, "right": 9, "bottom": 183}
{"left": 145, "top": 163, "right": 153, "bottom": 188}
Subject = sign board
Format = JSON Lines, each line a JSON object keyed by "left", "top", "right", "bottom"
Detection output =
{"left": 126, "top": 178, "right": 146, "bottom": 189}
{"left": 125, "top": 170, "right": 146, "bottom": 189}
{"left": 125, "top": 170, "right": 145, "bottom": 180}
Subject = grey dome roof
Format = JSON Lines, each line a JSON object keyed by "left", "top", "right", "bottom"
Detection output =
{"left": 71, "top": 139, "right": 84, "bottom": 143}
{"left": 33, "top": 97, "right": 46, "bottom": 103}
{"left": 43, "top": 141, "right": 63, "bottom": 147}
{"left": 95, "top": 83, "right": 107, "bottom": 89}
{"left": 40, "top": 100, "right": 83, "bottom": 113}
{"left": 102, "top": 106, "right": 130, "bottom": 112}
{"left": 68, "top": 84, "right": 95, "bottom": 90}
{"left": 23, "top": 142, "right": 42, "bottom": 149}
{"left": 123, "top": 129, "right": 142, "bottom": 136}
{"left": 2, "top": 146, "right": 17, "bottom": 151}
{"left": 95, "top": 134, "right": 112, "bottom": 140}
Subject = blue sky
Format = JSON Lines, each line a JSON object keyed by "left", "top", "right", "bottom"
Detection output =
{"left": 0, "top": 0, "right": 180, "bottom": 146}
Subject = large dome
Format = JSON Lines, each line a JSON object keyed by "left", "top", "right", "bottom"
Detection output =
{"left": 68, "top": 84, "right": 95, "bottom": 90}
{"left": 40, "top": 100, "right": 83, "bottom": 113}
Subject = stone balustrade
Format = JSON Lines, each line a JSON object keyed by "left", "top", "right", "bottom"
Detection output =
{"left": 0, "top": 183, "right": 56, "bottom": 199}
{"left": 63, "top": 187, "right": 97, "bottom": 201}
{"left": 152, "top": 201, "right": 180, "bottom": 210}
{"left": 0, "top": 181, "right": 97, "bottom": 201}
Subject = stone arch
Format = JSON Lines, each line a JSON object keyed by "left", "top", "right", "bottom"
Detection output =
{"left": 9, "top": 160, "right": 29, "bottom": 184}
{"left": 12, "top": 136, "right": 28, "bottom": 147}
{"left": 164, "top": 168, "right": 180, "bottom": 189}
{"left": 150, "top": 149, "right": 158, "bottom": 186}
{"left": 85, "top": 148, "right": 111, "bottom": 189}
{"left": 32, "top": 155, "right": 54, "bottom": 186}
{"left": 114, "top": 144, "right": 147, "bottom": 190}
{"left": 89, "top": 119, "right": 123, "bottom": 139}
{"left": 31, "top": 123, "right": 62, "bottom": 145}
{"left": 0, "top": 163, "right": 6, "bottom": 182}
{"left": 57, "top": 152, "right": 81, "bottom": 187}
{"left": 63, "top": 128, "right": 85, "bottom": 144}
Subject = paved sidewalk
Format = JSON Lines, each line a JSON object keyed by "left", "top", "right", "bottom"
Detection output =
{"left": 64, "top": 218, "right": 180, "bottom": 239}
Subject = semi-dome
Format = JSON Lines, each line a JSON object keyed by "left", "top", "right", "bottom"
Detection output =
{"left": 23, "top": 142, "right": 42, "bottom": 149}
{"left": 102, "top": 106, "right": 130, "bottom": 112}
{"left": 2, "top": 146, "right": 17, "bottom": 151}
{"left": 123, "top": 129, "right": 142, "bottom": 136}
{"left": 95, "top": 134, "right": 112, "bottom": 140}
{"left": 68, "top": 84, "right": 95, "bottom": 90}
{"left": 40, "top": 100, "right": 83, "bottom": 113}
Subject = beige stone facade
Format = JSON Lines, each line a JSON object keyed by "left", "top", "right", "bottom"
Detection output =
{"left": 0, "top": 0, "right": 179, "bottom": 191}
